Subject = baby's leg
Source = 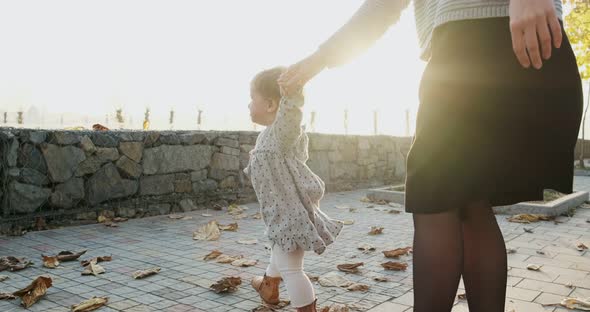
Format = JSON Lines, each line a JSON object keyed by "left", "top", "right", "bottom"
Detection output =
{"left": 272, "top": 247, "right": 315, "bottom": 308}
{"left": 265, "top": 249, "right": 281, "bottom": 278}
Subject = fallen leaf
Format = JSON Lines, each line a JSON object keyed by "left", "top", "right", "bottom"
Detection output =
{"left": 360, "top": 197, "right": 372, "bottom": 203}
{"left": 357, "top": 244, "right": 376, "bottom": 253}
{"left": 523, "top": 227, "right": 534, "bottom": 233}
{"left": 81, "top": 261, "right": 105, "bottom": 276}
{"left": 0, "top": 256, "right": 33, "bottom": 272}
{"left": 237, "top": 238, "right": 258, "bottom": 245}
{"left": 388, "top": 209, "right": 401, "bottom": 214}
{"left": 337, "top": 262, "right": 364, "bottom": 274}
{"left": 218, "top": 223, "right": 239, "bottom": 231}
{"left": 566, "top": 282, "right": 574, "bottom": 288}
{"left": 342, "top": 220, "right": 354, "bottom": 225}
{"left": 97, "top": 215, "right": 108, "bottom": 223}
{"left": 335, "top": 205, "right": 350, "bottom": 210}
{"left": 383, "top": 247, "right": 412, "bottom": 258}
{"left": 202, "top": 213, "right": 213, "bottom": 217}
{"left": 506, "top": 248, "right": 517, "bottom": 254}
{"left": 251, "top": 212, "right": 262, "bottom": 219}
{"left": 56, "top": 250, "right": 87, "bottom": 262}
{"left": 368, "top": 226, "right": 384, "bottom": 235}
{"left": 346, "top": 283, "right": 369, "bottom": 292}
{"left": 80, "top": 256, "right": 112, "bottom": 267}
{"left": 169, "top": 214, "right": 184, "bottom": 219}
{"left": 507, "top": 214, "right": 554, "bottom": 224}
{"left": 232, "top": 213, "right": 248, "bottom": 220}
{"left": 366, "top": 205, "right": 375, "bottom": 208}
{"left": 42, "top": 255, "right": 60, "bottom": 269}
{"left": 132, "top": 267, "right": 160, "bottom": 279}
{"left": 0, "top": 293, "right": 16, "bottom": 300}
{"left": 349, "top": 208, "right": 358, "bottom": 213}
{"left": 542, "top": 297, "right": 590, "bottom": 310}
{"left": 210, "top": 276, "right": 242, "bottom": 293}
{"left": 381, "top": 261, "right": 408, "bottom": 271}
{"left": 536, "top": 250, "right": 546, "bottom": 255}
{"left": 13, "top": 276, "right": 52, "bottom": 308}
{"left": 216, "top": 254, "right": 243, "bottom": 264}
{"left": 71, "top": 296, "right": 109, "bottom": 312}
{"left": 526, "top": 264, "right": 542, "bottom": 271}
{"left": 576, "top": 243, "right": 588, "bottom": 251}
{"left": 193, "top": 221, "right": 221, "bottom": 241}
{"left": 228, "top": 204, "right": 247, "bottom": 215}
{"left": 373, "top": 276, "right": 389, "bottom": 282}
{"left": 388, "top": 202, "right": 404, "bottom": 208}
{"left": 318, "top": 272, "right": 353, "bottom": 288}
{"left": 252, "top": 299, "right": 291, "bottom": 311}
{"left": 181, "top": 216, "right": 193, "bottom": 220}
{"left": 306, "top": 274, "right": 319, "bottom": 282}
{"left": 231, "top": 258, "right": 257, "bottom": 267}
{"left": 103, "top": 221, "right": 119, "bottom": 227}
{"left": 213, "top": 203, "right": 223, "bottom": 211}
{"left": 203, "top": 250, "right": 223, "bottom": 261}
{"left": 0, "top": 275, "right": 8, "bottom": 282}
{"left": 457, "top": 293, "right": 467, "bottom": 300}
{"left": 112, "top": 217, "right": 128, "bottom": 222}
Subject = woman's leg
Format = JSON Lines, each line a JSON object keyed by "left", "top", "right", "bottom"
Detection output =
{"left": 412, "top": 210, "right": 463, "bottom": 312}
{"left": 461, "top": 200, "right": 507, "bottom": 312}
{"left": 272, "top": 247, "right": 315, "bottom": 308}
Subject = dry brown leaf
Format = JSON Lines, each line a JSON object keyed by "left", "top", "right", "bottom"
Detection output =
{"left": 335, "top": 205, "right": 351, "bottom": 210}
{"left": 42, "top": 255, "right": 60, "bottom": 269}
{"left": 523, "top": 227, "right": 534, "bottom": 233}
{"left": 81, "top": 261, "right": 105, "bottom": 276}
{"left": 252, "top": 299, "right": 291, "bottom": 311}
{"left": 168, "top": 214, "right": 184, "bottom": 219}
{"left": 388, "top": 209, "right": 401, "bottom": 214}
{"left": 202, "top": 213, "right": 213, "bottom": 217}
{"left": 526, "top": 264, "right": 542, "bottom": 271}
{"left": 80, "top": 256, "right": 112, "bottom": 267}
{"left": 13, "top": 276, "right": 52, "bottom": 308}
{"left": 228, "top": 204, "right": 247, "bottom": 215}
{"left": 306, "top": 274, "right": 319, "bottom": 282}
{"left": 346, "top": 283, "right": 369, "bottom": 292}
{"left": 507, "top": 214, "right": 554, "bottom": 224}
{"left": 536, "top": 250, "right": 546, "bottom": 255}
{"left": 373, "top": 276, "right": 389, "bottom": 282}
{"left": 368, "top": 226, "right": 384, "bottom": 235}
{"left": 576, "top": 243, "right": 588, "bottom": 251}
{"left": 381, "top": 261, "right": 408, "bottom": 271}
{"left": 566, "top": 282, "right": 574, "bottom": 288}
{"left": 203, "top": 250, "right": 223, "bottom": 261}
{"left": 112, "top": 217, "right": 128, "bottom": 222}
{"left": 457, "top": 293, "right": 467, "bottom": 300}
{"left": 97, "top": 215, "right": 108, "bottom": 223}
{"left": 218, "top": 223, "right": 239, "bottom": 231}
{"left": 0, "top": 293, "right": 16, "bottom": 300}
{"left": 103, "top": 221, "right": 119, "bottom": 227}
{"left": 237, "top": 238, "right": 258, "bottom": 245}
{"left": 320, "top": 303, "right": 351, "bottom": 312}
{"left": 71, "top": 296, "right": 109, "bottom": 312}
{"left": 251, "top": 212, "right": 262, "bottom": 219}
{"left": 337, "top": 263, "right": 364, "bottom": 274}
{"left": 0, "top": 256, "right": 33, "bottom": 272}
{"left": 132, "top": 267, "right": 160, "bottom": 279}
{"left": 383, "top": 247, "right": 413, "bottom": 258}
{"left": 193, "top": 220, "right": 221, "bottom": 241}
{"left": 360, "top": 196, "right": 372, "bottom": 203}
{"left": 357, "top": 244, "right": 376, "bottom": 253}
{"left": 213, "top": 203, "right": 223, "bottom": 211}
{"left": 56, "top": 250, "right": 87, "bottom": 262}
{"left": 231, "top": 258, "right": 257, "bottom": 267}
{"left": 210, "top": 276, "right": 242, "bottom": 293}
{"left": 0, "top": 275, "right": 8, "bottom": 282}
{"left": 342, "top": 220, "right": 354, "bottom": 225}
{"left": 542, "top": 297, "right": 590, "bottom": 310}
{"left": 216, "top": 254, "right": 243, "bottom": 264}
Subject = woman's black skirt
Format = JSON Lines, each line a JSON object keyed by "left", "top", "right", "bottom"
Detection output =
{"left": 404, "top": 17, "right": 583, "bottom": 215}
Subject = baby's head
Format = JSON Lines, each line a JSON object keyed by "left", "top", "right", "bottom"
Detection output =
{"left": 249, "top": 66, "right": 286, "bottom": 126}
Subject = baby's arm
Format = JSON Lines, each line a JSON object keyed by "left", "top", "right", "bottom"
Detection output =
{"left": 272, "top": 93, "right": 304, "bottom": 151}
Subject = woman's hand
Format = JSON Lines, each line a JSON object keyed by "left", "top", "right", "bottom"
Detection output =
{"left": 278, "top": 51, "right": 327, "bottom": 96}
{"left": 509, "top": 0, "right": 562, "bottom": 69}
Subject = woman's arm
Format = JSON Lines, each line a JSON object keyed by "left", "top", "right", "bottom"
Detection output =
{"left": 318, "top": 0, "right": 411, "bottom": 68}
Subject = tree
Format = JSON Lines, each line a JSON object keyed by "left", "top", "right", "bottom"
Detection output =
{"left": 565, "top": 0, "right": 590, "bottom": 168}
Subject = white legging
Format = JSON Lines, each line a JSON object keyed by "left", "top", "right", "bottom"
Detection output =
{"left": 265, "top": 247, "right": 315, "bottom": 308}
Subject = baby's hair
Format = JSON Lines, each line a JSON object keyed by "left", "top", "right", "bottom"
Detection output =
{"left": 252, "top": 66, "right": 287, "bottom": 102}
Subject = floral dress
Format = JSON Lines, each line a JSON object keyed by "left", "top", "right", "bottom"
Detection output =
{"left": 244, "top": 94, "right": 343, "bottom": 255}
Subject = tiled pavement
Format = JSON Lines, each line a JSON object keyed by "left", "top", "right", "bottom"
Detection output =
{"left": 1, "top": 177, "right": 590, "bottom": 312}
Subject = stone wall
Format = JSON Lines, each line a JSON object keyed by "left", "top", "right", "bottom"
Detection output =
{"left": 0, "top": 128, "right": 410, "bottom": 232}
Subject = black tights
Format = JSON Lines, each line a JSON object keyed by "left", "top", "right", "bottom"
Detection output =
{"left": 412, "top": 200, "right": 507, "bottom": 312}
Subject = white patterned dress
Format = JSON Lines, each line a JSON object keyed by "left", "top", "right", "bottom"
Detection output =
{"left": 244, "top": 94, "right": 343, "bottom": 255}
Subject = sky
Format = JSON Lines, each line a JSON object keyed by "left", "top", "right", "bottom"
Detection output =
{"left": 0, "top": 0, "right": 425, "bottom": 135}
{"left": 0, "top": 1, "right": 584, "bottom": 136}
